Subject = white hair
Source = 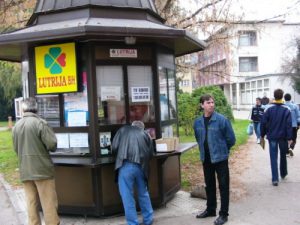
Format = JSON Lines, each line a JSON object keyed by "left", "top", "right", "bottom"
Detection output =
{"left": 131, "top": 120, "right": 145, "bottom": 129}
{"left": 22, "top": 97, "right": 38, "bottom": 113}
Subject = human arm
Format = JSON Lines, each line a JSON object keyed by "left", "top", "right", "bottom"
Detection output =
{"left": 224, "top": 119, "right": 236, "bottom": 150}
{"left": 39, "top": 121, "right": 57, "bottom": 152}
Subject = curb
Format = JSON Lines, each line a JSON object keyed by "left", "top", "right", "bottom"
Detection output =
{"left": 0, "top": 175, "right": 27, "bottom": 225}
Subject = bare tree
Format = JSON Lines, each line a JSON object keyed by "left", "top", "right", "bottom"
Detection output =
{"left": 0, "top": 0, "right": 37, "bottom": 33}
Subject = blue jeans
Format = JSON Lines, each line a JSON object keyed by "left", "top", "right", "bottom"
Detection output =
{"left": 253, "top": 122, "right": 261, "bottom": 139}
{"left": 118, "top": 161, "right": 153, "bottom": 225}
{"left": 268, "top": 140, "right": 288, "bottom": 182}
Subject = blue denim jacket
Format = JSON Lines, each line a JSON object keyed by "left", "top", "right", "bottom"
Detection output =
{"left": 285, "top": 101, "right": 300, "bottom": 127}
{"left": 193, "top": 112, "right": 236, "bottom": 163}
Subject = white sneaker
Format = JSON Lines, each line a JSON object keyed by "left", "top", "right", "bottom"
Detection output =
{"left": 257, "top": 139, "right": 261, "bottom": 144}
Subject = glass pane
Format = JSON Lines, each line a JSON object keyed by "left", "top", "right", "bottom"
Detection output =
{"left": 257, "top": 80, "right": 263, "bottom": 88}
{"left": 96, "top": 66, "right": 125, "bottom": 125}
{"left": 251, "top": 81, "right": 256, "bottom": 89}
{"left": 264, "top": 79, "right": 269, "bottom": 87}
{"left": 162, "top": 125, "right": 173, "bottom": 138}
{"left": 64, "top": 71, "right": 88, "bottom": 127}
{"left": 167, "top": 70, "right": 177, "bottom": 119}
{"left": 128, "top": 66, "right": 155, "bottom": 123}
{"left": 54, "top": 132, "right": 89, "bottom": 155}
{"left": 36, "top": 95, "right": 60, "bottom": 127}
{"left": 159, "top": 68, "right": 169, "bottom": 121}
{"left": 246, "top": 82, "right": 250, "bottom": 89}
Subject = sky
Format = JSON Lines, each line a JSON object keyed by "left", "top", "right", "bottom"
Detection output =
{"left": 181, "top": 0, "right": 300, "bottom": 23}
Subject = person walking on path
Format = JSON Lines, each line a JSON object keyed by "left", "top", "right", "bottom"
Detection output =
{"left": 12, "top": 97, "right": 60, "bottom": 225}
{"left": 193, "top": 94, "right": 236, "bottom": 225}
{"left": 284, "top": 93, "right": 300, "bottom": 157}
{"left": 260, "top": 89, "right": 293, "bottom": 186}
{"left": 112, "top": 121, "right": 154, "bottom": 225}
{"left": 250, "top": 97, "right": 264, "bottom": 144}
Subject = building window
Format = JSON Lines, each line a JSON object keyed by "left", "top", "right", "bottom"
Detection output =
{"left": 181, "top": 80, "right": 190, "bottom": 87}
{"left": 239, "top": 57, "right": 258, "bottom": 72}
{"left": 238, "top": 31, "right": 257, "bottom": 46}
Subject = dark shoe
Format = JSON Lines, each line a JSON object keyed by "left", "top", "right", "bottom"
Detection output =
{"left": 196, "top": 210, "right": 216, "bottom": 218}
{"left": 272, "top": 181, "right": 278, "bottom": 186}
{"left": 214, "top": 215, "right": 228, "bottom": 225}
{"left": 289, "top": 149, "right": 294, "bottom": 157}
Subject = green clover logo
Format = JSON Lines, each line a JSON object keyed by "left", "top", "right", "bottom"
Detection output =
{"left": 44, "top": 47, "right": 66, "bottom": 74}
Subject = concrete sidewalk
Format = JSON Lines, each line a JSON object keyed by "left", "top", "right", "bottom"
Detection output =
{"left": 2, "top": 136, "right": 300, "bottom": 225}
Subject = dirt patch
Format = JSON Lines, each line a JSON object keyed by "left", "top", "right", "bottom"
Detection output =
{"left": 182, "top": 138, "right": 253, "bottom": 202}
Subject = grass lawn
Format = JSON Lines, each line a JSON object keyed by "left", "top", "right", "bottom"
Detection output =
{"left": 0, "top": 119, "right": 249, "bottom": 188}
{"left": 0, "top": 121, "right": 9, "bottom": 127}
{"left": 0, "top": 130, "right": 21, "bottom": 186}
{"left": 180, "top": 119, "right": 249, "bottom": 190}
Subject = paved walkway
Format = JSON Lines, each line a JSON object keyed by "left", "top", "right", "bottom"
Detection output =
{"left": 2, "top": 136, "right": 300, "bottom": 225}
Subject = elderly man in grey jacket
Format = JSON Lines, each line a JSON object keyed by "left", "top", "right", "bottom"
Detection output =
{"left": 12, "top": 97, "right": 59, "bottom": 225}
{"left": 112, "top": 121, "right": 154, "bottom": 225}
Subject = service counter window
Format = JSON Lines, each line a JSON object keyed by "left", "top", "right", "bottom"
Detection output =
{"left": 162, "top": 124, "right": 178, "bottom": 138}
{"left": 167, "top": 70, "right": 177, "bottom": 119}
{"left": 96, "top": 66, "right": 126, "bottom": 125}
{"left": 159, "top": 68, "right": 177, "bottom": 121}
{"left": 55, "top": 132, "right": 89, "bottom": 155}
{"left": 36, "top": 95, "right": 60, "bottom": 127}
{"left": 128, "top": 66, "right": 155, "bottom": 123}
{"left": 64, "top": 72, "right": 88, "bottom": 127}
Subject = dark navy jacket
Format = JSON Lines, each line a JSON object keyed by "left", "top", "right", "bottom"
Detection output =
{"left": 260, "top": 103, "right": 292, "bottom": 140}
{"left": 251, "top": 105, "right": 264, "bottom": 122}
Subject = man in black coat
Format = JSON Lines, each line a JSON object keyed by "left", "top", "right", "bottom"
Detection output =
{"left": 112, "top": 121, "right": 154, "bottom": 225}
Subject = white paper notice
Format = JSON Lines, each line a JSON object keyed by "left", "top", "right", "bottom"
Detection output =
{"left": 56, "top": 133, "right": 69, "bottom": 149}
{"left": 131, "top": 87, "right": 150, "bottom": 102}
{"left": 101, "top": 86, "right": 121, "bottom": 101}
{"left": 68, "top": 111, "right": 87, "bottom": 127}
{"left": 156, "top": 143, "right": 168, "bottom": 152}
{"left": 69, "top": 133, "right": 89, "bottom": 148}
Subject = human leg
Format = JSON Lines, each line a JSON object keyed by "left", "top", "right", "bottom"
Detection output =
{"left": 35, "top": 179, "right": 60, "bottom": 225}
{"left": 203, "top": 162, "right": 217, "bottom": 213}
{"left": 118, "top": 162, "right": 139, "bottom": 225}
{"left": 269, "top": 140, "right": 279, "bottom": 183}
{"left": 216, "top": 160, "right": 230, "bottom": 217}
{"left": 278, "top": 140, "right": 288, "bottom": 179}
{"left": 289, "top": 127, "right": 297, "bottom": 150}
{"left": 135, "top": 165, "right": 153, "bottom": 225}
{"left": 23, "top": 181, "right": 42, "bottom": 225}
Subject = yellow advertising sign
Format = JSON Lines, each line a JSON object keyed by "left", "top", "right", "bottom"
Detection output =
{"left": 35, "top": 43, "right": 77, "bottom": 94}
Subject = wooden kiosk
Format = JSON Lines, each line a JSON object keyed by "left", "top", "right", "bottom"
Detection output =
{"left": 0, "top": 0, "right": 206, "bottom": 217}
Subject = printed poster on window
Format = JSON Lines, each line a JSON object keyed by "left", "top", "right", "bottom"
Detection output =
{"left": 101, "top": 86, "right": 121, "bottom": 101}
{"left": 131, "top": 87, "right": 150, "bottom": 102}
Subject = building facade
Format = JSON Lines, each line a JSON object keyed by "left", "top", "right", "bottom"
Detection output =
{"left": 195, "top": 21, "right": 300, "bottom": 110}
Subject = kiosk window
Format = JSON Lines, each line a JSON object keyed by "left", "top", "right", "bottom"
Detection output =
{"left": 167, "top": 70, "right": 177, "bottom": 119}
{"left": 96, "top": 66, "right": 126, "bottom": 125}
{"left": 64, "top": 72, "right": 88, "bottom": 127}
{"left": 128, "top": 66, "right": 155, "bottom": 123}
{"left": 159, "top": 68, "right": 177, "bottom": 121}
{"left": 36, "top": 95, "right": 60, "bottom": 127}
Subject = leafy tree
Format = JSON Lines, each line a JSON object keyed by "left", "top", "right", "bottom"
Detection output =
{"left": 0, "top": 61, "right": 22, "bottom": 120}
{"left": 177, "top": 92, "right": 198, "bottom": 135}
{"left": 192, "top": 85, "right": 234, "bottom": 121}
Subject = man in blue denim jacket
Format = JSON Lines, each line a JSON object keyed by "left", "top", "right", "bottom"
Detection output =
{"left": 284, "top": 93, "right": 300, "bottom": 156}
{"left": 193, "top": 94, "right": 236, "bottom": 225}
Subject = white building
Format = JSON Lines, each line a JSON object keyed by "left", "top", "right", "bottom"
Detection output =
{"left": 195, "top": 20, "right": 300, "bottom": 110}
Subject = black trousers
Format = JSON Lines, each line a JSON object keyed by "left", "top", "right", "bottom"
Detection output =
{"left": 290, "top": 127, "right": 298, "bottom": 150}
{"left": 203, "top": 159, "right": 229, "bottom": 216}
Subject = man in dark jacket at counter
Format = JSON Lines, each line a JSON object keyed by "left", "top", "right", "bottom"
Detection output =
{"left": 12, "top": 97, "right": 60, "bottom": 225}
{"left": 112, "top": 121, "right": 154, "bottom": 225}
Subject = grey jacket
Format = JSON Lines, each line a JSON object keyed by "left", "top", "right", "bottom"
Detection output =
{"left": 112, "top": 125, "right": 154, "bottom": 180}
{"left": 12, "top": 112, "right": 57, "bottom": 182}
